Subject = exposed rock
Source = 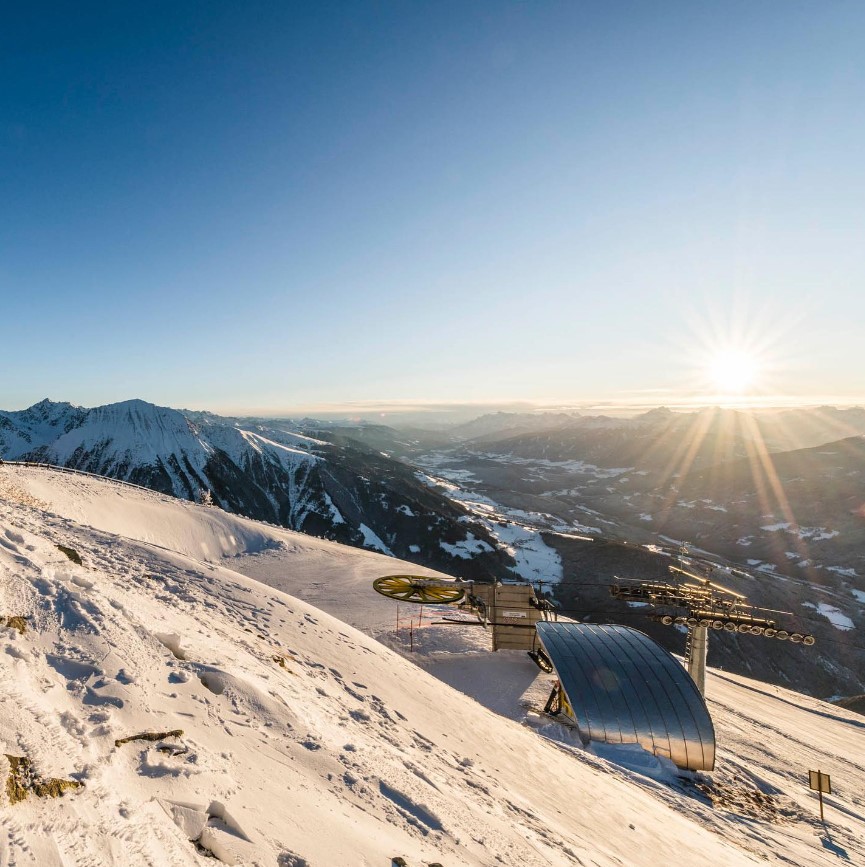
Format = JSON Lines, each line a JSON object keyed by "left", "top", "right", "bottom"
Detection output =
{"left": 114, "top": 729, "right": 184, "bottom": 747}
{"left": 4, "top": 755, "right": 83, "bottom": 804}
{"left": 56, "top": 544, "right": 83, "bottom": 565}
{"left": 1, "top": 616, "right": 28, "bottom": 634}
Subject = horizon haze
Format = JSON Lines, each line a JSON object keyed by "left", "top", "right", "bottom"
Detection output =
{"left": 4, "top": 396, "right": 865, "bottom": 426}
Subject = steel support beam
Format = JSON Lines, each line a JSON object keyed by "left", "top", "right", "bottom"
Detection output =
{"left": 686, "top": 625, "right": 708, "bottom": 696}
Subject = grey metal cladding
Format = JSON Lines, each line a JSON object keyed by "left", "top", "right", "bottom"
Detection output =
{"left": 536, "top": 622, "right": 715, "bottom": 771}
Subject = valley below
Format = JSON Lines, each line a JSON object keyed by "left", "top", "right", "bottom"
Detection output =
{"left": 400, "top": 425, "right": 865, "bottom": 701}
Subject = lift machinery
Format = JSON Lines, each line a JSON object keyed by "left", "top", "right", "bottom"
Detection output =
{"left": 610, "top": 563, "right": 815, "bottom": 694}
{"left": 372, "top": 575, "right": 555, "bottom": 654}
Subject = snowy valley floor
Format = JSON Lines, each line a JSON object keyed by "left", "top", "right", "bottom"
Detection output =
{"left": 0, "top": 465, "right": 863, "bottom": 866}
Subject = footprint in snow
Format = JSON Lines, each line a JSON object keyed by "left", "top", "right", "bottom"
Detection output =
{"left": 342, "top": 683, "right": 366, "bottom": 703}
{"left": 378, "top": 781, "right": 444, "bottom": 833}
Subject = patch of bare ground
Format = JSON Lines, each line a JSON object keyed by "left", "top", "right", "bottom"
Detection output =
{"left": 4, "top": 755, "right": 83, "bottom": 804}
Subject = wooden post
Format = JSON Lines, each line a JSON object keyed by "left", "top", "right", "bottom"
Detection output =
{"left": 808, "top": 769, "right": 831, "bottom": 822}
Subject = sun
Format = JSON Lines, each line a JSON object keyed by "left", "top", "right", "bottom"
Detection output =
{"left": 707, "top": 349, "right": 759, "bottom": 394}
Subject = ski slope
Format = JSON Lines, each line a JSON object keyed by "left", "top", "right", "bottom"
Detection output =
{"left": 1, "top": 465, "right": 863, "bottom": 866}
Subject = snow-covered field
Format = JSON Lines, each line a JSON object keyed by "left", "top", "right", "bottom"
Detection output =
{"left": 412, "top": 468, "right": 568, "bottom": 583}
{"left": 1, "top": 465, "right": 864, "bottom": 866}
{"left": 802, "top": 602, "right": 856, "bottom": 632}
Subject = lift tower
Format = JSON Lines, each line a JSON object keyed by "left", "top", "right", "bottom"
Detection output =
{"left": 610, "top": 565, "right": 815, "bottom": 694}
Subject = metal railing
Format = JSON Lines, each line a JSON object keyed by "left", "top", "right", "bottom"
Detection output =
{"left": 1, "top": 459, "right": 173, "bottom": 496}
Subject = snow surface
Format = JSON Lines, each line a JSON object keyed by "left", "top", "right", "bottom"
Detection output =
{"left": 760, "top": 522, "right": 840, "bottom": 542}
{"left": 802, "top": 602, "right": 856, "bottom": 631}
{"left": 827, "top": 566, "right": 858, "bottom": 578}
{"left": 439, "top": 533, "right": 494, "bottom": 559}
{"left": 358, "top": 523, "right": 393, "bottom": 555}
{"left": 1, "top": 465, "right": 864, "bottom": 866}
{"left": 414, "top": 470, "right": 564, "bottom": 583}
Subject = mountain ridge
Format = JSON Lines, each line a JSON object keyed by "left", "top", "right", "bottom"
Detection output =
{"left": 0, "top": 399, "right": 513, "bottom": 580}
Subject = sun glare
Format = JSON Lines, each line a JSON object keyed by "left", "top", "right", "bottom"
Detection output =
{"left": 672, "top": 300, "right": 799, "bottom": 408}
{"left": 708, "top": 349, "right": 759, "bottom": 394}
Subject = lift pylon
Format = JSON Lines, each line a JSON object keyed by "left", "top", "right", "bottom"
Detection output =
{"left": 610, "top": 564, "right": 815, "bottom": 694}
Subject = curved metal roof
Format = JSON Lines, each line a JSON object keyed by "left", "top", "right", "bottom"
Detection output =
{"left": 536, "top": 622, "right": 715, "bottom": 771}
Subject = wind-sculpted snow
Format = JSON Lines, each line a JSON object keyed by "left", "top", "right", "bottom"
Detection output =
{"left": 1, "top": 466, "right": 863, "bottom": 865}
{"left": 10, "top": 469, "right": 281, "bottom": 560}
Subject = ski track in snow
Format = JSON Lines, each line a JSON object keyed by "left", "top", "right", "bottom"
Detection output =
{"left": 0, "top": 465, "right": 863, "bottom": 866}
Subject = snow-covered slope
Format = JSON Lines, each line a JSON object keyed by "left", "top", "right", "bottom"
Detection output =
{"left": 9, "top": 467, "right": 445, "bottom": 635}
{"left": 1, "top": 466, "right": 863, "bottom": 866}
{"left": 0, "top": 399, "right": 514, "bottom": 581}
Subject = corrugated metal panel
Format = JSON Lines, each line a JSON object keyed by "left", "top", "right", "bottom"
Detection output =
{"left": 536, "top": 622, "right": 715, "bottom": 771}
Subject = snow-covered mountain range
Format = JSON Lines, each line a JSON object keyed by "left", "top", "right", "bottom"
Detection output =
{"left": 0, "top": 399, "right": 511, "bottom": 580}
{"left": 1, "top": 464, "right": 863, "bottom": 865}
{"left": 4, "top": 399, "right": 864, "bottom": 701}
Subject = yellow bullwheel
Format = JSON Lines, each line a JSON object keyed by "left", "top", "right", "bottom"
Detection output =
{"left": 372, "top": 575, "right": 466, "bottom": 605}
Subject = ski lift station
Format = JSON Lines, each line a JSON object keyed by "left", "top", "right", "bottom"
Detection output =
{"left": 536, "top": 621, "right": 715, "bottom": 771}
{"left": 373, "top": 575, "right": 719, "bottom": 772}
{"left": 373, "top": 565, "right": 815, "bottom": 773}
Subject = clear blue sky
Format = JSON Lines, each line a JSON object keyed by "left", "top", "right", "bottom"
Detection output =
{"left": 3, "top": 1, "right": 864, "bottom": 414}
